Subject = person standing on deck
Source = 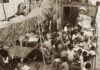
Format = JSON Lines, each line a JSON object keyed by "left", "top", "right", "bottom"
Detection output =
{"left": 77, "top": 7, "right": 92, "bottom": 29}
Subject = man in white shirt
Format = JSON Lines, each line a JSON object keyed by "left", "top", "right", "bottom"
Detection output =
{"left": 21, "top": 65, "right": 31, "bottom": 70}
{"left": 57, "top": 16, "right": 61, "bottom": 31}
{"left": 77, "top": 7, "right": 92, "bottom": 29}
{"left": 67, "top": 47, "right": 75, "bottom": 62}
{"left": 61, "top": 61, "right": 69, "bottom": 70}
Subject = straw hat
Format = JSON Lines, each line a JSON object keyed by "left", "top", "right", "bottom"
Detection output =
{"left": 79, "top": 7, "right": 87, "bottom": 11}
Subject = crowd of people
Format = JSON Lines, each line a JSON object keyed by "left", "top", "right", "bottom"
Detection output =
{"left": 39, "top": 6, "right": 97, "bottom": 70}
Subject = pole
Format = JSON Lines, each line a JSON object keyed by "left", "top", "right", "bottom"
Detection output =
{"left": 38, "top": 18, "right": 46, "bottom": 64}
{"left": 56, "top": 0, "right": 58, "bottom": 18}
{"left": 1, "top": 0, "right": 7, "bottom": 21}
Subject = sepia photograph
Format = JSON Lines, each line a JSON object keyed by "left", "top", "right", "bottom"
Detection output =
{"left": 0, "top": 0, "right": 100, "bottom": 70}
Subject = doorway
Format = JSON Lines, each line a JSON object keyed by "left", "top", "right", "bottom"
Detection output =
{"left": 63, "top": 7, "right": 78, "bottom": 26}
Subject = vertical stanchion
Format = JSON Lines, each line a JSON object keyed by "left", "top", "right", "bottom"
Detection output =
{"left": 1, "top": 0, "right": 7, "bottom": 21}
{"left": 38, "top": 18, "right": 46, "bottom": 64}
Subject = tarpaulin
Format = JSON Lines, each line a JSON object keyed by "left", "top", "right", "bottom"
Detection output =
{"left": 8, "top": 45, "right": 35, "bottom": 58}
{"left": 0, "top": 15, "right": 37, "bottom": 45}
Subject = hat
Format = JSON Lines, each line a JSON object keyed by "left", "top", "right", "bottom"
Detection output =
{"left": 79, "top": 7, "right": 87, "bottom": 12}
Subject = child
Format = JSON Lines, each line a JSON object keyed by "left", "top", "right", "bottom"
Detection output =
{"left": 83, "top": 38, "right": 90, "bottom": 50}
{"left": 89, "top": 46, "right": 96, "bottom": 56}
{"left": 61, "top": 58, "right": 69, "bottom": 70}
{"left": 81, "top": 51, "right": 90, "bottom": 70}
{"left": 67, "top": 44, "right": 75, "bottom": 62}
{"left": 77, "top": 49, "right": 83, "bottom": 63}
{"left": 60, "top": 48, "right": 68, "bottom": 62}
{"left": 82, "top": 63, "right": 91, "bottom": 70}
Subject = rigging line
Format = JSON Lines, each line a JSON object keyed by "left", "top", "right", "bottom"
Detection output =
{"left": 21, "top": 0, "right": 31, "bottom": 59}
{"left": 20, "top": 23, "right": 26, "bottom": 59}
{"left": 21, "top": 37, "right": 28, "bottom": 59}
{"left": 0, "top": 25, "right": 9, "bottom": 42}
{"left": 20, "top": 1, "right": 30, "bottom": 59}
{"left": 10, "top": 23, "right": 16, "bottom": 58}
{"left": 11, "top": 0, "right": 16, "bottom": 16}
{"left": 20, "top": 1, "right": 27, "bottom": 58}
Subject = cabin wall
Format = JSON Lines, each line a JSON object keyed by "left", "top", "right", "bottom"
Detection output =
{"left": 0, "top": 0, "right": 24, "bottom": 20}
{"left": 96, "top": 6, "right": 100, "bottom": 70}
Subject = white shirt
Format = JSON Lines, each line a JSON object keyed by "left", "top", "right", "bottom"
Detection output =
{"left": 57, "top": 17, "right": 61, "bottom": 30}
{"left": 64, "top": 26, "right": 68, "bottom": 32}
{"left": 54, "top": 58, "right": 61, "bottom": 63}
{"left": 89, "top": 50, "right": 96, "bottom": 56}
{"left": 60, "top": 50, "right": 68, "bottom": 57}
{"left": 92, "top": 42, "right": 96, "bottom": 48}
{"left": 83, "top": 31, "right": 93, "bottom": 37}
{"left": 28, "top": 36, "right": 38, "bottom": 42}
{"left": 82, "top": 67, "right": 87, "bottom": 70}
{"left": 44, "top": 40, "right": 52, "bottom": 51}
{"left": 67, "top": 50, "right": 74, "bottom": 62}
{"left": 81, "top": 62, "right": 87, "bottom": 70}
{"left": 83, "top": 42, "right": 90, "bottom": 50}
{"left": 21, "top": 65, "right": 30, "bottom": 70}
{"left": 72, "top": 34, "right": 77, "bottom": 40}
{"left": 61, "top": 62, "right": 69, "bottom": 70}
{"left": 78, "top": 14, "right": 92, "bottom": 29}
{"left": 79, "top": 55, "right": 83, "bottom": 64}
{"left": 3, "top": 57, "right": 9, "bottom": 63}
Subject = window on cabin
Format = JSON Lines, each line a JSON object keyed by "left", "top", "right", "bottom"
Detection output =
{"left": 71, "top": 0, "right": 80, "bottom": 2}
{"left": 71, "top": 0, "right": 89, "bottom": 3}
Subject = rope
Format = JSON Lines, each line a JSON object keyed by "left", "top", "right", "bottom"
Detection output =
{"left": 10, "top": 23, "right": 16, "bottom": 59}
{"left": 20, "top": 1, "right": 32, "bottom": 60}
{"left": 11, "top": 0, "right": 16, "bottom": 16}
{"left": 19, "top": 18, "right": 26, "bottom": 60}
{"left": 21, "top": 19, "right": 30, "bottom": 59}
